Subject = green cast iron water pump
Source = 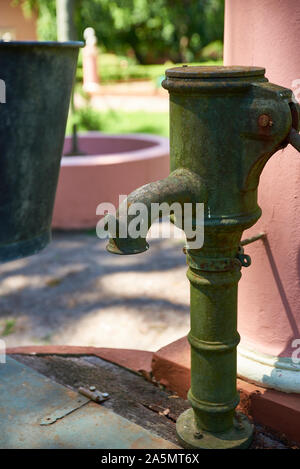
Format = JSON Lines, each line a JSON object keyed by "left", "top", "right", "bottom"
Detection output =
{"left": 107, "top": 66, "right": 300, "bottom": 449}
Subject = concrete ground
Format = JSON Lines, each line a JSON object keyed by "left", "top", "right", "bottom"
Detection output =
{"left": 1, "top": 83, "right": 178, "bottom": 351}
{"left": 0, "top": 224, "right": 190, "bottom": 351}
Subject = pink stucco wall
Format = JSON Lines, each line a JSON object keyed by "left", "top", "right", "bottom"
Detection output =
{"left": 52, "top": 133, "right": 170, "bottom": 229}
{"left": 0, "top": 0, "right": 37, "bottom": 40}
{"left": 224, "top": 0, "right": 300, "bottom": 357}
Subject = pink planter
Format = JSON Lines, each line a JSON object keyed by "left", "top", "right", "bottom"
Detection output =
{"left": 52, "top": 132, "right": 169, "bottom": 229}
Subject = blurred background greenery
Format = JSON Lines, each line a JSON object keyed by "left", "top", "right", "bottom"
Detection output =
{"left": 16, "top": 0, "right": 224, "bottom": 136}
{"left": 17, "top": 0, "right": 224, "bottom": 64}
{"left": 66, "top": 108, "right": 170, "bottom": 137}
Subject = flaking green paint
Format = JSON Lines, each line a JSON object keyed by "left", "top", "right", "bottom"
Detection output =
{"left": 107, "top": 66, "right": 299, "bottom": 449}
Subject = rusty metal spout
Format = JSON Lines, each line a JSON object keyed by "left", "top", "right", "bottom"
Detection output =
{"left": 106, "top": 168, "right": 206, "bottom": 255}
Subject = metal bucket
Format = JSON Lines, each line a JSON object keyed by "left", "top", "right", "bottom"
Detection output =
{"left": 0, "top": 41, "right": 82, "bottom": 262}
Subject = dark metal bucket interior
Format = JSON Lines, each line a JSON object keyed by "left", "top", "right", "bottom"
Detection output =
{"left": 0, "top": 41, "right": 82, "bottom": 262}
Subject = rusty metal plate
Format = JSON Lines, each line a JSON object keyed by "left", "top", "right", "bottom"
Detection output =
{"left": 0, "top": 357, "right": 177, "bottom": 449}
{"left": 165, "top": 65, "right": 266, "bottom": 79}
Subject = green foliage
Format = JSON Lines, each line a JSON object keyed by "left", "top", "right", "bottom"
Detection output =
{"left": 67, "top": 106, "right": 102, "bottom": 133}
{"left": 13, "top": 0, "right": 57, "bottom": 39}
{"left": 36, "top": 1, "right": 57, "bottom": 40}
{"left": 97, "top": 58, "right": 173, "bottom": 83}
{"left": 79, "top": 0, "right": 225, "bottom": 64}
{"left": 201, "top": 40, "right": 223, "bottom": 61}
{"left": 1, "top": 319, "right": 16, "bottom": 336}
{"left": 12, "top": 0, "right": 37, "bottom": 17}
{"left": 15, "top": 0, "right": 224, "bottom": 64}
{"left": 75, "top": 54, "right": 222, "bottom": 84}
{"left": 66, "top": 107, "right": 169, "bottom": 137}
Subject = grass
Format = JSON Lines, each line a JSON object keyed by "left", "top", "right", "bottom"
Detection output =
{"left": 76, "top": 52, "right": 223, "bottom": 84}
{"left": 66, "top": 109, "right": 169, "bottom": 137}
{"left": 70, "top": 55, "right": 223, "bottom": 137}
{"left": 1, "top": 319, "right": 16, "bottom": 336}
{"left": 70, "top": 55, "right": 222, "bottom": 136}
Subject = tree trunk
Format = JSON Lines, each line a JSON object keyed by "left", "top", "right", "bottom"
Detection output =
{"left": 56, "top": 0, "right": 77, "bottom": 41}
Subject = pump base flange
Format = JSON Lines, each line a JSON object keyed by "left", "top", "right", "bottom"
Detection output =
{"left": 176, "top": 409, "right": 253, "bottom": 450}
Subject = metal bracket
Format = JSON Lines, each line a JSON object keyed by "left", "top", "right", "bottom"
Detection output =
{"left": 40, "top": 397, "right": 88, "bottom": 426}
{"left": 40, "top": 386, "right": 110, "bottom": 425}
{"left": 78, "top": 386, "right": 110, "bottom": 403}
{"left": 240, "top": 232, "right": 266, "bottom": 246}
{"left": 236, "top": 246, "right": 251, "bottom": 267}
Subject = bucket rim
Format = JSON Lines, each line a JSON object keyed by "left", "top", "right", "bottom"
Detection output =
{"left": 0, "top": 40, "right": 83, "bottom": 48}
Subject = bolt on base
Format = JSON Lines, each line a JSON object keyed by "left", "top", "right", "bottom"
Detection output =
{"left": 176, "top": 409, "right": 253, "bottom": 450}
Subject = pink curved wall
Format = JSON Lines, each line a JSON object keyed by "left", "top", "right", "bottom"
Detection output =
{"left": 224, "top": 0, "right": 300, "bottom": 357}
{"left": 52, "top": 133, "right": 169, "bottom": 229}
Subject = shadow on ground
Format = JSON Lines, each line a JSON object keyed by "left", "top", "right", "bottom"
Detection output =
{"left": 0, "top": 230, "right": 190, "bottom": 351}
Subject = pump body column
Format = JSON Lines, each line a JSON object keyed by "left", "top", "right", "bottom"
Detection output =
{"left": 176, "top": 233, "right": 253, "bottom": 449}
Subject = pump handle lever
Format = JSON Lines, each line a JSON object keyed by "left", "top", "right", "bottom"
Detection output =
{"left": 288, "top": 128, "right": 300, "bottom": 152}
